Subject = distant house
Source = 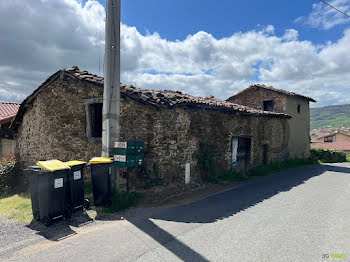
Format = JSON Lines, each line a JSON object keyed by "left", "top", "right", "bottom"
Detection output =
{"left": 311, "top": 142, "right": 350, "bottom": 156}
{"left": 312, "top": 131, "right": 350, "bottom": 143}
{"left": 0, "top": 102, "right": 20, "bottom": 157}
{"left": 227, "top": 84, "right": 316, "bottom": 159}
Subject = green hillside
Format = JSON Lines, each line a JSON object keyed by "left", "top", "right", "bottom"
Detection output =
{"left": 310, "top": 104, "right": 350, "bottom": 129}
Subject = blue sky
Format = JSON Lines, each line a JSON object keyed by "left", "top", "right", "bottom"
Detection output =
{"left": 111, "top": 0, "right": 344, "bottom": 44}
{"left": 0, "top": 0, "right": 350, "bottom": 107}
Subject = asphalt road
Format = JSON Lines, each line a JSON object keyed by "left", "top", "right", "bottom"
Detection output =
{"left": 5, "top": 163, "right": 350, "bottom": 262}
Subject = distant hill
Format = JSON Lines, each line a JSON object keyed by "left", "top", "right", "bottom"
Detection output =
{"left": 310, "top": 104, "right": 350, "bottom": 130}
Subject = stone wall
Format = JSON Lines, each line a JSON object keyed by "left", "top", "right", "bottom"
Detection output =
{"left": 227, "top": 87, "right": 312, "bottom": 159}
{"left": 16, "top": 77, "right": 290, "bottom": 189}
{"left": 227, "top": 88, "right": 287, "bottom": 113}
{"left": 16, "top": 77, "right": 103, "bottom": 165}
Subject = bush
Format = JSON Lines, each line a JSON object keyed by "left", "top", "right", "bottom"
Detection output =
{"left": 193, "top": 140, "right": 249, "bottom": 183}
{"left": 102, "top": 191, "right": 141, "bottom": 213}
{"left": 310, "top": 148, "right": 346, "bottom": 163}
{"left": 193, "top": 140, "right": 218, "bottom": 182}
{"left": 0, "top": 153, "right": 20, "bottom": 194}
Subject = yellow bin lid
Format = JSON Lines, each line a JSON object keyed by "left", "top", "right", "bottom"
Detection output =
{"left": 37, "top": 160, "right": 70, "bottom": 172}
{"left": 89, "top": 157, "right": 113, "bottom": 164}
{"left": 65, "top": 160, "right": 87, "bottom": 167}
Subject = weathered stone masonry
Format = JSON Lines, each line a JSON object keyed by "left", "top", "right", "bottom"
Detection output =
{"left": 12, "top": 67, "right": 291, "bottom": 189}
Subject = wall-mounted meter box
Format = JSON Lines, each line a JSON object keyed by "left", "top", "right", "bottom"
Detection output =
{"left": 114, "top": 141, "right": 144, "bottom": 155}
{"left": 114, "top": 141, "right": 144, "bottom": 167}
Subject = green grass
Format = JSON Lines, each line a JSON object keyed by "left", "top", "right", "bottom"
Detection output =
{"left": 84, "top": 181, "right": 141, "bottom": 214}
{"left": 0, "top": 193, "right": 33, "bottom": 223}
{"left": 102, "top": 191, "right": 141, "bottom": 214}
{"left": 84, "top": 181, "right": 94, "bottom": 206}
{"left": 250, "top": 159, "right": 317, "bottom": 177}
{"left": 207, "top": 159, "right": 318, "bottom": 184}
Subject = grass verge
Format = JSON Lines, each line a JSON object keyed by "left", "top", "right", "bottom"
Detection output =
{"left": 250, "top": 159, "right": 318, "bottom": 177}
{"left": 102, "top": 191, "right": 141, "bottom": 214}
{"left": 0, "top": 193, "right": 32, "bottom": 223}
{"left": 84, "top": 181, "right": 141, "bottom": 214}
{"left": 207, "top": 158, "right": 319, "bottom": 184}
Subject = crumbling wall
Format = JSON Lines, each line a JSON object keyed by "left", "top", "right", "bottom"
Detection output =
{"left": 16, "top": 77, "right": 289, "bottom": 189}
{"left": 227, "top": 88, "right": 287, "bottom": 113}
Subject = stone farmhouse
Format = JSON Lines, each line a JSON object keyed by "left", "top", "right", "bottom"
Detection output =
{"left": 10, "top": 67, "right": 313, "bottom": 187}
{"left": 227, "top": 84, "right": 316, "bottom": 159}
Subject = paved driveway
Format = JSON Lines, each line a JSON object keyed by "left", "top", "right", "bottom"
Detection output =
{"left": 4, "top": 163, "right": 350, "bottom": 262}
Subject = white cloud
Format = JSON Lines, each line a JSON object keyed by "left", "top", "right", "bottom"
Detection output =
{"left": 296, "top": 0, "right": 350, "bottom": 30}
{"left": 0, "top": 0, "right": 349, "bottom": 108}
{"left": 282, "top": 29, "right": 299, "bottom": 41}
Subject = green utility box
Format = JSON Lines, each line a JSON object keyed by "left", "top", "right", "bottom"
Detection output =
{"left": 114, "top": 141, "right": 144, "bottom": 167}
{"left": 114, "top": 141, "right": 144, "bottom": 155}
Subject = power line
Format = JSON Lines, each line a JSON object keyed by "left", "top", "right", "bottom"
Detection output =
{"left": 320, "top": 0, "right": 350, "bottom": 18}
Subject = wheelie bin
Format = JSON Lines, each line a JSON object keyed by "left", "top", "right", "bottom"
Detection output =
{"left": 65, "top": 161, "right": 90, "bottom": 211}
{"left": 25, "top": 166, "right": 42, "bottom": 221}
{"left": 27, "top": 160, "right": 72, "bottom": 226}
{"left": 89, "top": 157, "right": 113, "bottom": 206}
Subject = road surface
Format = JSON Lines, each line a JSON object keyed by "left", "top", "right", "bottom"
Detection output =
{"left": 4, "top": 163, "right": 350, "bottom": 261}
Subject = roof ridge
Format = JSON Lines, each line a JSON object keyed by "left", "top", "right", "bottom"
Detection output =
{"left": 0, "top": 102, "right": 20, "bottom": 104}
{"left": 11, "top": 66, "right": 292, "bottom": 132}
{"left": 227, "top": 83, "right": 317, "bottom": 103}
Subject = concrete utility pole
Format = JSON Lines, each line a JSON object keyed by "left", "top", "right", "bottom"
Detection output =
{"left": 102, "top": 0, "right": 120, "bottom": 191}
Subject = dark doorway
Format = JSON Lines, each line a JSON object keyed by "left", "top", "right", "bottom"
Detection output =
{"left": 234, "top": 137, "right": 251, "bottom": 173}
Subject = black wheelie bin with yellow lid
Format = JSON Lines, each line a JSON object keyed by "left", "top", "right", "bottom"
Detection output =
{"left": 89, "top": 157, "right": 113, "bottom": 206}
{"left": 65, "top": 161, "right": 90, "bottom": 211}
{"left": 27, "top": 160, "right": 71, "bottom": 226}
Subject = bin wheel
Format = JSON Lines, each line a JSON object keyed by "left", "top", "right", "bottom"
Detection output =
{"left": 42, "top": 216, "right": 52, "bottom": 227}
{"left": 83, "top": 199, "right": 90, "bottom": 209}
{"left": 64, "top": 207, "right": 72, "bottom": 220}
{"left": 34, "top": 211, "right": 40, "bottom": 221}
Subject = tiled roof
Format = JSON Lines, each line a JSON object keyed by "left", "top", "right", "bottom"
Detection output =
{"left": 11, "top": 66, "right": 291, "bottom": 131}
{"left": 0, "top": 102, "right": 20, "bottom": 125}
{"left": 311, "top": 142, "right": 350, "bottom": 151}
{"left": 227, "top": 83, "right": 317, "bottom": 102}
{"left": 315, "top": 131, "right": 350, "bottom": 140}
{"left": 64, "top": 66, "right": 289, "bottom": 116}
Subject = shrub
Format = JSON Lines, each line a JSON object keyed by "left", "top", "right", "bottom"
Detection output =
{"left": 102, "top": 191, "right": 141, "bottom": 213}
{"left": 310, "top": 148, "right": 346, "bottom": 163}
{"left": 0, "top": 153, "right": 19, "bottom": 194}
{"left": 193, "top": 140, "right": 248, "bottom": 183}
{"left": 193, "top": 140, "right": 218, "bottom": 182}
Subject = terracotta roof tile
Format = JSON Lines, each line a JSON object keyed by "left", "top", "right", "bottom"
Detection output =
{"left": 228, "top": 83, "right": 317, "bottom": 102}
{"left": 311, "top": 142, "right": 350, "bottom": 151}
{"left": 63, "top": 67, "right": 290, "bottom": 118}
{"left": 11, "top": 66, "right": 291, "bottom": 132}
{"left": 0, "top": 102, "right": 20, "bottom": 125}
{"left": 315, "top": 131, "right": 350, "bottom": 140}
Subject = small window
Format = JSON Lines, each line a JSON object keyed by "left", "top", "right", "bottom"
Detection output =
{"left": 263, "top": 100, "right": 274, "bottom": 111}
{"left": 324, "top": 136, "right": 335, "bottom": 143}
{"left": 88, "top": 103, "right": 103, "bottom": 138}
{"left": 297, "top": 104, "right": 301, "bottom": 113}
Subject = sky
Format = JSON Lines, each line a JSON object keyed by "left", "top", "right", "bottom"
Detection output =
{"left": 0, "top": 0, "right": 350, "bottom": 107}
